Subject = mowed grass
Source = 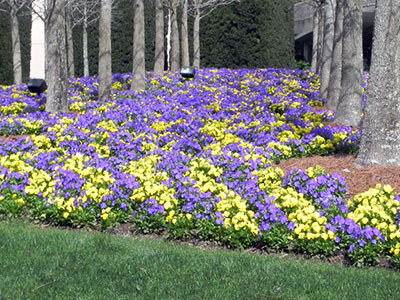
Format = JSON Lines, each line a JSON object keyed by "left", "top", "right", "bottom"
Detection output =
{"left": 1, "top": 221, "right": 400, "bottom": 300}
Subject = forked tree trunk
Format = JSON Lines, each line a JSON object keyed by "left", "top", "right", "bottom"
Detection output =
{"left": 326, "top": 0, "right": 343, "bottom": 110}
{"left": 335, "top": 0, "right": 363, "bottom": 126}
{"left": 45, "top": 0, "right": 68, "bottom": 113}
{"left": 319, "top": 0, "right": 335, "bottom": 100}
{"left": 131, "top": 0, "right": 145, "bottom": 92}
{"left": 98, "top": 0, "right": 112, "bottom": 101}
{"left": 154, "top": 0, "right": 164, "bottom": 76}
{"left": 10, "top": 7, "right": 22, "bottom": 85}
{"left": 356, "top": 0, "right": 400, "bottom": 167}
{"left": 180, "top": 0, "right": 190, "bottom": 67}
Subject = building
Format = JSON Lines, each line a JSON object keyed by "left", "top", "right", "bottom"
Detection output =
{"left": 294, "top": 0, "right": 376, "bottom": 69}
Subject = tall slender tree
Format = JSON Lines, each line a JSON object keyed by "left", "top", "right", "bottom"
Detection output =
{"left": 311, "top": 0, "right": 324, "bottom": 73}
{"left": 326, "top": 0, "right": 343, "bottom": 110}
{"left": 98, "top": 0, "right": 112, "bottom": 101}
{"left": 356, "top": 0, "right": 400, "bottom": 166}
{"left": 169, "top": 0, "right": 180, "bottom": 71}
{"left": 154, "top": 0, "right": 164, "bottom": 76}
{"left": 335, "top": 0, "right": 363, "bottom": 126}
{"left": 131, "top": 0, "right": 145, "bottom": 91}
{"left": 189, "top": 0, "right": 239, "bottom": 69}
{"left": 0, "top": 0, "right": 32, "bottom": 85}
{"left": 319, "top": 0, "right": 335, "bottom": 100}
{"left": 180, "top": 0, "right": 189, "bottom": 67}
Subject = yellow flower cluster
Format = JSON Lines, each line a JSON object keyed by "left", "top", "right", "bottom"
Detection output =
{"left": 253, "top": 167, "right": 284, "bottom": 193}
{"left": 184, "top": 157, "right": 259, "bottom": 235}
{"left": 272, "top": 187, "right": 335, "bottom": 241}
{"left": 347, "top": 184, "right": 400, "bottom": 236}
{"left": 0, "top": 102, "right": 27, "bottom": 115}
{"left": 124, "top": 155, "right": 177, "bottom": 222}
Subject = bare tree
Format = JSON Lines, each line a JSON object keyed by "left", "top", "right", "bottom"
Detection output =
{"left": 319, "top": 0, "right": 335, "bottom": 100}
{"left": 68, "top": 0, "right": 100, "bottom": 77}
{"left": 154, "top": 0, "right": 164, "bottom": 76}
{"left": 0, "top": 0, "right": 33, "bottom": 85}
{"left": 335, "top": 0, "right": 363, "bottom": 126}
{"left": 311, "top": 0, "right": 324, "bottom": 73}
{"left": 166, "top": 0, "right": 180, "bottom": 71}
{"left": 180, "top": 0, "right": 189, "bottom": 67}
{"left": 98, "top": 0, "right": 112, "bottom": 101}
{"left": 189, "top": 0, "right": 240, "bottom": 69}
{"left": 326, "top": 0, "right": 343, "bottom": 110}
{"left": 44, "top": 0, "right": 68, "bottom": 112}
{"left": 356, "top": 0, "right": 400, "bottom": 166}
{"left": 131, "top": 0, "right": 145, "bottom": 91}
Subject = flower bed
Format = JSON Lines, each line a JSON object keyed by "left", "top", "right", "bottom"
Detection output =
{"left": 0, "top": 68, "right": 398, "bottom": 267}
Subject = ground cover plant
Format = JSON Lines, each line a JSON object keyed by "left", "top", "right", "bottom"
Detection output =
{"left": 0, "top": 67, "right": 399, "bottom": 267}
{"left": 2, "top": 220, "right": 400, "bottom": 300}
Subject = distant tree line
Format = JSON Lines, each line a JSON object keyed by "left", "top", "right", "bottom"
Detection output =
{"left": 0, "top": 0, "right": 295, "bottom": 85}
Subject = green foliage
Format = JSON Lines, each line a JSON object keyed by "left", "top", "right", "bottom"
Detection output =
{"left": 201, "top": 0, "right": 295, "bottom": 69}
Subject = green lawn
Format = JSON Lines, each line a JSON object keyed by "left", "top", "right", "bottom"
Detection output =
{"left": 0, "top": 220, "right": 399, "bottom": 300}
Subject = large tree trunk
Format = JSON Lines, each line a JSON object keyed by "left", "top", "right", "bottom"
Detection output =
{"left": 193, "top": 5, "right": 200, "bottom": 69}
{"left": 180, "top": 0, "right": 189, "bottom": 67}
{"left": 326, "top": 0, "right": 343, "bottom": 110}
{"left": 65, "top": 5, "right": 75, "bottom": 78}
{"left": 335, "top": 0, "right": 363, "bottom": 126}
{"left": 154, "top": 0, "right": 164, "bottom": 76}
{"left": 10, "top": 7, "right": 22, "bottom": 85}
{"left": 131, "top": 0, "right": 145, "bottom": 92}
{"left": 319, "top": 0, "right": 335, "bottom": 100}
{"left": 356, "top": 0, "right": 400, "bottom": 167}
{"left": 170, "top": 0, "right": 180, "bottom": 71}
{"left": 98, "top": 0, "right": 112, "bottom": 101}
{"left": 45, "top": 0, "right": 68, "bottom": 113}
{"left": 83, "top": 4, "right": 90, "bottom": 77}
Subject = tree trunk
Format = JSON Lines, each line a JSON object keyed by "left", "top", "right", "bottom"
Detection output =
{"left": 319, "top": 0, "right": 335, "bottom": 100}
{"left": 316, "top": 2, "right": 324, "bottom": 74}
{"left": 98, "top": 0, "right": 112, "bottom": 101}
{"left": 180, "top": 0, "right": 190, "bottom": 67}
{"left": 10, "top": 7, "right": 22, "bottom": 85}
{"left": 335, "top": 0, "right": 363, "bottom": 126}
{"left": 193, "top": 5, "right": 200, "bottom": 69}
{"left": 45, "top": 0, "right": 68, "bottom": 113}
{"left": 356, "top": 0, "right": 400, "bottom": 167}
{"left": 154, "top": 0, "right": 164, "bottom": 76}
{"left": 170, "top": 0, "right": 180, "bottom": 71}
{"left": 326, "top": 0, "right": 343, "bottom": 110}
{"left": 65, "top": 5, "right": 75, "bottom": 78}
{"left": 131, "top": 0, "right": 145, "bottom": 92}
{"left": 311, "top": 3, "right": 320, "bottom": 73}
{"left": 83, "top": 4, "right": 89, "bottom": 77}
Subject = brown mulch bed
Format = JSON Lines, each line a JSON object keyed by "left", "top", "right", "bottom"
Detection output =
{"left": 273, "top": 154, "right": 400, "bottom": 196}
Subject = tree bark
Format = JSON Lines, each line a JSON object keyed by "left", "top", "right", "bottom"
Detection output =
{"left": 319, "top": 0, "right": 335, "bottom": 100}
{"left": 356, "top": 0, "right": 400, "bottom": 167}
{"left": 98, "top": 0, "right": 112, "bottom": 101}
{"left": 311, "top": 3, "right": 321, "bottom": 73}
{"left": 10, "top": 6, "right": 22, "bottom": 85}
{"left": 131, "top": 0, "right": 145, "bottom": 92}
{"left": 335, "top": 0, "right": 363, "bottom": 126}
{"left": 65, "top": 5, "right": 75, "bottom": 78}
{"left": 83, "top": 3, "right": 89, "bottom": 77}
{"left": 180, "top": 0, "right": 190, "bottom": 67}
{"left": 45, "top": 0, "right": 68, "bottom": 113}
{"left": 154, "top": 0, "right": 164, "bottom": 76}
{"left": 326, "top": 0, "right": 343, "bottom": 110}
{"left": 193, "top": 4, "right": 200, "bottom": 69}
{"left": 170, "top": 0, "right": 180, "bottom": 71}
